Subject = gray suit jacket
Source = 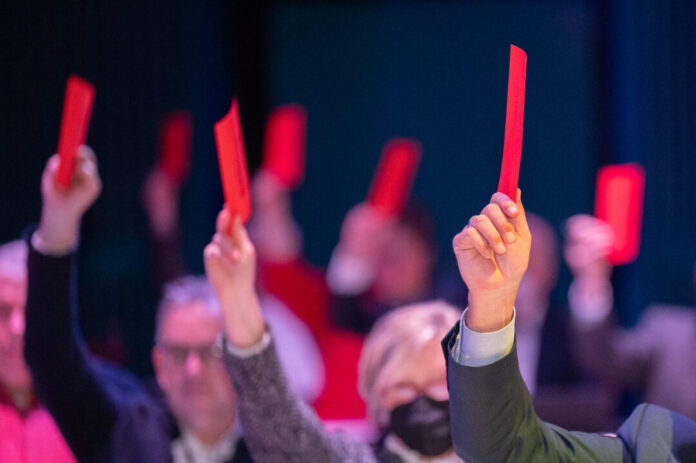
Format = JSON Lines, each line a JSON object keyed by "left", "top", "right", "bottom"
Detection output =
{"left": 443, "top": 322, "right": 696, "bottom": 462}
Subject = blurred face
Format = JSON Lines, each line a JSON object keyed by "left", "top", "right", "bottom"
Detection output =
{"left": 378, "top": 338, "right": 448, "bottom": 413}
{"left": 375, "top": 227, "right": 433, "bottom": 304}
{"left": 0, "top": 276, "right": 31, "bottom": 391}
{"left": 152, "top": 302, "right": 236, "bottom": 438}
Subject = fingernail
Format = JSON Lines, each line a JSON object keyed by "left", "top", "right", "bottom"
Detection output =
{"left": 495, "top": 243, "right": 506, "bottom": 254}
{"left": 505, "top": 232, "right": 516, "bottom": 243}
{"left": 508, "top": 205, "right": 519, "bottom": 214}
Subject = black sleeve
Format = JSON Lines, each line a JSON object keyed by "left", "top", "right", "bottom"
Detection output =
{"left": 24, "top": 236, "right": 120, "bottom": 462}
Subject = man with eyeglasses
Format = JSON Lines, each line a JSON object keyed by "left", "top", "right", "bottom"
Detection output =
{"left": 23, "top": 147, "right": 252, "bottom": 463}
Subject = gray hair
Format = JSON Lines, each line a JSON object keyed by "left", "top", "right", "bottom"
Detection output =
{"left": 155, "top": 275, "right": 221, "bottom": 340}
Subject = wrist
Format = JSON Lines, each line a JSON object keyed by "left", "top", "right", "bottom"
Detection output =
{"left": 34, "top": 220, "right": 80, "bottom": 256}
{"left": 220, "top": 290, "right": 266, "bottom": 349}
{"left": 466, "top": 287, "right": 517, "bottom": 332}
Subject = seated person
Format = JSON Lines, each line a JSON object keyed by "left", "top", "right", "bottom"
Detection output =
{"left": 144, "top": 164, "right": 324, "bottom": 404}
{"left": 0, "top": 239, "right": 76, "bottom": 463}
{"left": 203, "top": 208, "right": 464, "bottom": 462}
{"left": 565, "top": 214, "right": 696, "bottom": 421}
{"left": 25, "top": 148, "right": 251, "bottom": 462}
{"left": 444, "top": 191, "right": 696, "bottom": 462}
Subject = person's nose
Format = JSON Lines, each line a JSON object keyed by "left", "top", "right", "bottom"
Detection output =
{"left": 9, "top": 308, "right": 25, "bottom": 337}
{"left": 185, "top": 351, "right": 202, "bottom": 377}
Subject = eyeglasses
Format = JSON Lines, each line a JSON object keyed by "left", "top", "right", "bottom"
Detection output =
{"left": 157, "top": 339, "right": 223, "bottom": 366}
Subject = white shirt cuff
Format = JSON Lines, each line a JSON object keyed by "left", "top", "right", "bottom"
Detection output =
{"left": 326, "top": 248, "right": 376, "bottom": 295}
{"left": 224, "top": 330, "right": 272, "bottom": 358}
{"left": 451, "top": 308, "right": 516, "bottom": 367}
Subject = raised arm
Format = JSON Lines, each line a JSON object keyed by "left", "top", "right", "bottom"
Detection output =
{"left": 204, "top": 209, "right": 376, "bottom": 463}
{"left": 24, "top": 148, "right": 120, "bottom": 461}
{"left": 446, "top": 191, "right": 623, "bottom": 462}
{"left": 564, "top": 214, "right": 656, "bottom": 388}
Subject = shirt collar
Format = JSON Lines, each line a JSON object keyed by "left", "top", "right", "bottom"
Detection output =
{"left": 172, "top": 425, "right": 237, "bottom": 463}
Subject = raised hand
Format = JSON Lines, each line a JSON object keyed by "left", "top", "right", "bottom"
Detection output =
{"left": 338, "top": 202, "right": 395, "bottom": 264}
{"left": 204, "top": 209, "right": 265, "bottom": 348}
{"left": 35, "top": 146, "right": 102, "bottom": 255}
{"left": 452, "top": 190, "right": 531, "bottom": 332}
{"left": 564, "top": 214, "right": 614, "bottom": 282}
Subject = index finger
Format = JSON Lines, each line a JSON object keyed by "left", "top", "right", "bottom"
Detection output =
{"left": 490, "top": 188, "right": 528, "bottom": 235}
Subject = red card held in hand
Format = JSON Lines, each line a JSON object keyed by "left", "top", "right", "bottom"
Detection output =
{"left": 56, "top": 75, "right": 96, "bottom": 188}
{"left": 214, "top": 99, "right": 252, "bottom": 231}
{"left": 367, "top": 138, "right": 422, "bottom": 217}
{"left": 594, "top": 163, "right": 646, "bottom": 266}
{"left": 158, "top": 111, "right": 193, "bottom": 185}
{"left": 262, "top": 104, "right": 307, "bottom": 188}
{"left": 497, "top": 44, "right": 527, "bottom": 202}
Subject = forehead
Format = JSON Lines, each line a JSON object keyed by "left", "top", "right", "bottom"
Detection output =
{"left": 381, "top": 338, "right": 446, "bottom": 387}
{"left": 158, "top": 301, "right": 222, "bottom": 342}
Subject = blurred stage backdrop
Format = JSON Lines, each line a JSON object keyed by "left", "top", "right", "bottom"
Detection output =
{"left": 1, "top": 0, "right": 695, "bottom": 375}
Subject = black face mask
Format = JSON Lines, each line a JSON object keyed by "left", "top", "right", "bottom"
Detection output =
{"left": 388, "top": 395, "right": 452, "bottom": 457}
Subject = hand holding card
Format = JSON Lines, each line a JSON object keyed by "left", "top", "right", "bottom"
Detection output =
{"left": 497, "top": 45, "right": 527, "bottom": 201}
{"left": 158, "top": 110, "right": 193, "bottom": 185}
{"left": 56, "top": 75, "right": 96, "bottom": 189}
{"left": 214, "top": 99, "right": 252, "bottom": 233}
{"left": 594, "top": 163, "right": 645, "bottom": 265}
{"left": 262, "top": 104, "right": 307, "bottom": 188}
{"left": 367, "top": 138, "right": 422, "bottom": 217}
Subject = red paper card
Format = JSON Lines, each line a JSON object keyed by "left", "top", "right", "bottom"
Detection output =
{"left": 214, "top": 99, "right": 252, "bottom": 230}
{"left": 263, "top": 104, "right": 307, "bottom": 188}
{"left": 367, "top": 138, "right": 422, "bottom": 217}
{"left": 594, "top": 163, "right": 645, "bottom": 265}
{"left": 56, "top": 75, "right": 96, "bottom": 188}
{"left": 497, "top": 44, "right": 527, "bottom": 201}
{"left": 158, "top": 111, "right": 193, "bottom": 185}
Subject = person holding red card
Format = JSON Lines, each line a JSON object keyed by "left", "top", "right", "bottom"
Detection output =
{"left": 23, "top": 147, "right": 254, "bottom": 463}
{"left": 204, "top": 206, "right": 465, "bottom": 462}
{"left": 444, "top": 191, "right": 696, "bottom": 462}
{"left": 565, "top": 213, "right": 696, "bottom": 422}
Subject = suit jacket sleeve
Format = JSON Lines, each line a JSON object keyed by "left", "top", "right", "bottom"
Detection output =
{"left": 443, "top": 321, "right": 624, "bottom": 462}
{"left": 24, "top": 238, "right": 120, "bottom": 462}
{"left": 224, "top": 334, "right": 377, "bottom": 463}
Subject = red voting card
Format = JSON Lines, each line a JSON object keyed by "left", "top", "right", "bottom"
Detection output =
{"left": 262, "top": 104, "right": 307, "bottom": 188}
{"left": 497, "top": 45, "right": 527, "bottom": 201}
{"left": 367, "top": 138, "right": 422, "bottom": 217}
{"left": 56, "top": 75, "right": 96, "bottom": 188}
{"left": 158, "top": 111, "right": 193, "bottom": 185}
{"left": 214, "top": 99, "right": 252, "bottom": 231}
{"left": 594, "top": 163, "right": 645, "bottom": 265}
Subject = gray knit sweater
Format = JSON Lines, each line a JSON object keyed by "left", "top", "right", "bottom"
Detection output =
{"left": 223, "top": 336, "right": 382, "bottom": 463}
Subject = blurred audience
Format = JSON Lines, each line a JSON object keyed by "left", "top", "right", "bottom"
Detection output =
{"left": 144, "top": 163, "right": 325, "bottom": 403}
{"left": 0, "top": 240, "right": 77, "bottom": 463}
{"left": 491, "top": 212, "right": 615, "bottom": 430}
{"left": 327, "top": 202, "right": 448, "bottom": 334}
{"left": 566, "top": 214, "right": 696, "bottom": 422}
{"left": 25, "top": 148, "right": 253, "bottom": 463}
{"left": 205, "top": 208, "right": 463, "bottom": 462}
